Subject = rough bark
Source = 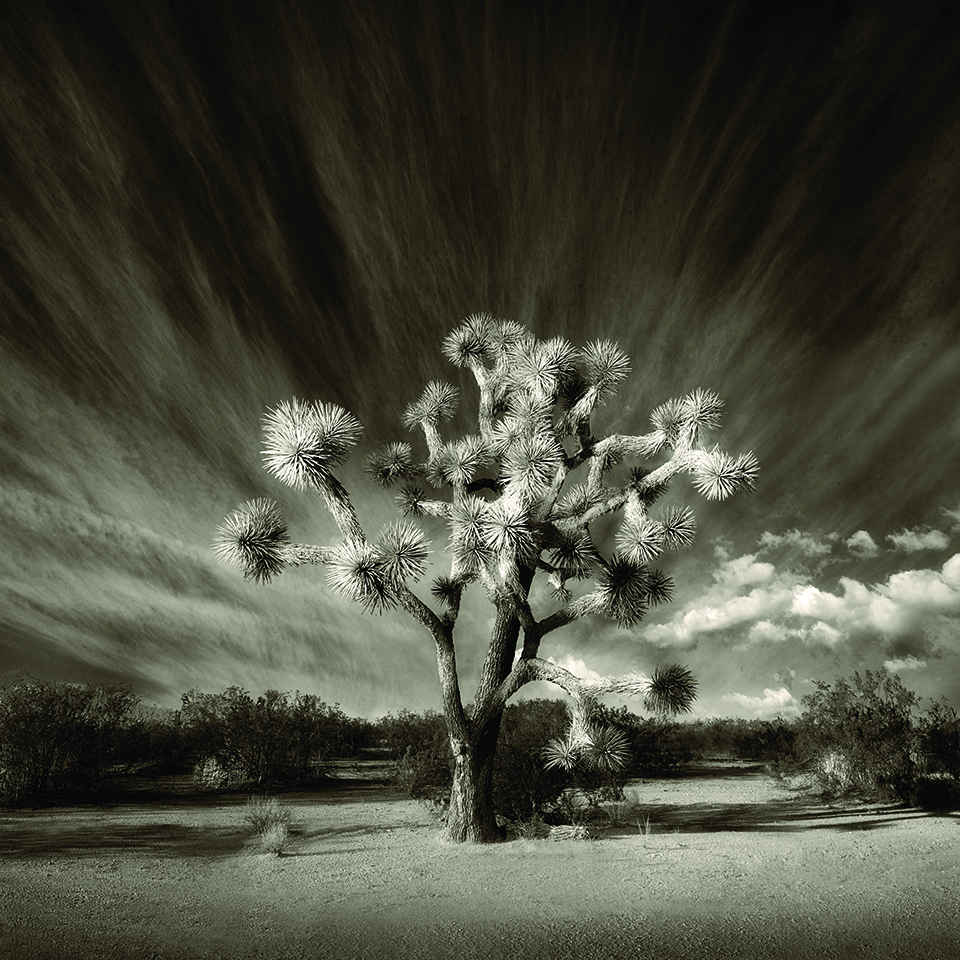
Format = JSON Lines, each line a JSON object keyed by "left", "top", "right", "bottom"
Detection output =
{"left": 444, "top": 716, "right": 504, "bottom": 843}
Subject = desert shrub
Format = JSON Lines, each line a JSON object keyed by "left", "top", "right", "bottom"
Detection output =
{"left": 241, "top": 795, "right": 292, "bottom": 855}
{"left": 0, "top": 677, "right": 140, "bottom": 804}
{"left": 492, "top": 699, "right": 570, "bottom": 822}
{"left": 599, "top": 707, "right": 693, "bottom": 771}
{"left": 181, "top": 687, "right": 346, "bottom": 786}
{"left": 376, "top": 709, "right": 447, "bottom": 760}
{"left": 382, "top": 709, "right": 451, "bottom": 800}
{"left": 794, "top": 669, "right": 921, "bottom": 801}
{"left": 393, "top": 739, "right": 453, "bottom": 801}
{"left": 917, "top": 698, "right": 960, "bottom": 779}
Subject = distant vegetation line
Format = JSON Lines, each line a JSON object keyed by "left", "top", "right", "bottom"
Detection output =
{"left": 1, "top": 670, "right": 957, "bottom": 813}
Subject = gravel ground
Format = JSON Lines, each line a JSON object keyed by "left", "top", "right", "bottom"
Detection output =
{"left": 1, "top": 765, "right": 958, "bottom": 960}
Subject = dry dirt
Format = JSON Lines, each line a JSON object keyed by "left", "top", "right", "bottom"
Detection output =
{"left": 1, "top": 763, "right": 958, "bottom": 960}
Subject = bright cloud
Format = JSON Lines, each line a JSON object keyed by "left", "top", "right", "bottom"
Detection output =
{"left": 644, "top": 549, "right": 960, "bottom": 659}
{"left": 943, "top": 505, "right": 960, "bottom": 530}
{"left": 887, "top": 527, "right": 950, "bottom": 552}
{"left": 722, "top": 687, "right": 800, "bottom": 719}
{"left": 884, "top": 656, "right": 927, "bottom": 672}
{"left": 547, "top": 655, "right": 602, "bottom": 681}
{"left": 845, "top": 530, "right": 879, "bottom": 557}
{"left": 759, "top": 529, "right": 835, "bottom": 557}
{"left": 712, "top": 553, "right": 776, "bottom": 588}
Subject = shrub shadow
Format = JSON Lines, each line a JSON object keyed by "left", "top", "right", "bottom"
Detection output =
{"left": 603, "top": 795, "right": 959, "bottom": 836}
{"left": 0, "top": 821, "right": 248, "bottom": 859}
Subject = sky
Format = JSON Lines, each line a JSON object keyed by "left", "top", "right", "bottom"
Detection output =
{"left": 2, "top": 0, "right": 960, "bottom": 721}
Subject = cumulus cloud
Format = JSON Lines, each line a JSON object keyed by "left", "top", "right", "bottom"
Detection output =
{"left": 943, "top": 505, "right": 960, "bottom": 530}
{"left": 884, "top": 656, "right": 926, "bottom": 672}
{"left": 845, "top": 530, "right": 879, "bottom": 557}
{"left": 722, "top": 687, "right": 800, "bottom": 719}
{"left": 547, "top": 655, "right": 602, "bottom": 681}
{"left": 758, "top": 529, "right": 835, "bottom": 557}
{"left": 644, "top": 547, "right": 960, "bottom": 662}
{"left": 887, "top": 527, "right": 950, "bottom": 552}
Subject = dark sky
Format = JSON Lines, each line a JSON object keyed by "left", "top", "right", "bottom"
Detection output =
{"left": 2, "top": 0, "right": 960, "bottom": 718}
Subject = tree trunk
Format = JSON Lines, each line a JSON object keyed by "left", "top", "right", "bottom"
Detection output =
{"left": 445, "top": 739, "right": 503, "bottom": 843}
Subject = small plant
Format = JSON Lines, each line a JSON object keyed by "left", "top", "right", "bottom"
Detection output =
{"left": 639, "top": 814, "right": 652, "bottom": 836}
{"left": 258, "top": 821, "right": 292, "bottom": 855}
{"left": 241, "top": 795, "right": 292, "bottom": 855}
{"left": 604, "top": 788, "right": 644, "bottom": 826}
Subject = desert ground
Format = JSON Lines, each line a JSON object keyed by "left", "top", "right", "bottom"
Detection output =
{"left": 1, "top": 762, "right": 957, "bottom": 960}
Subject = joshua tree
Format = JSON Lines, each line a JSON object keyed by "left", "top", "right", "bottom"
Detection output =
{"left": 214, "top": 315, "right": 758, "bottom": 842}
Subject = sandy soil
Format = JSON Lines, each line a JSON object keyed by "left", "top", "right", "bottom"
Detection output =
{"left": 1, "top": 763, "right": 957, "bottom": 960}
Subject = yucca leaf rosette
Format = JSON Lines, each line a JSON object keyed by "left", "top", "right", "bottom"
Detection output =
{"left": 693, "top": 447, "right": 760, "bottom": 500}
{"left": 402, "top": 380, "right": 459, "bottom": 430}
{"left": 325, "top": 541, "right": 397, "bottom": 614}
{"left": 649, "top": 398, "right": 684, "bottom": 451}
{"left": 593, "top": 555, "right": 651, "bottom": 627}
{"left": 660, "top": 505, "right": 697, "bottom": 549}
{"left": 679, "top": 388, "right": 724, "bottom": 438}
{"left": 483, "top": 499, "right": 537, "bottom": 561}
{"left": 365, "top": 442, "right": 414, "bottom": 487}
{"left": 262, "top": 399, "right": 362, "bottom": 490}
{"left": 643, "top": 664, "right": 698, "bottom": 715}
{"left": 442, "top": 313, "right": 495, "bottom": 368}
{"left": 615, "top": 517, "right": 665, "bottom": 565}
{"left": 501, "top": 433, "right": 564, "bottom": 501}
{"left": 374, "top": 520, "right": 430, "bottom": 584}
{"left": 212, "top": 498, "right": 289, "bottom": 584}
{"left": 449, "top": 496, "right": 492, "bottom": 577}
{"left": 581, "top": 338, "right": 631, "bottom": 401}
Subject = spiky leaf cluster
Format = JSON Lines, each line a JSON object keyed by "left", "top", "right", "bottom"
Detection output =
{"left": 262, "top": 399, "right": 362, "bottom": 490}
{"left": 542, "top": 723, "right": 630, "bottom": 774}
{"left": 680, "top": 388, "right": 724, "bottom": 436}
{"left": 541, "top": 735, "right": 580, "bottom": 772}
{"left": 402, "top": 381, "right": 459, "bottom": 429}
{"left": 649, "top": 398, "right": 684, "bottom": 450}
{"left": 326, "top": 542, "right": 397, "bottom": 614}
{"left": 594, "top": 555, "right": 651, "bottom": 627}
{"left": 554, "top": 483, "right": 601, "bottom": 519}
{"left": 643, "top": 664, "right": 698, "bottom": 715}
{"left": 435, "top": 435, "right": 490, "bottom": 486}
{"left": 395, "top": 483, "right": 427, "bottom": 518}
{"left": 693, "top": 448, "right": 760, "bottom": 500}
{"left": 581, "top": 339, "right": 631, "bottom": 400}
{"left": 212, "top": 498, "right": 289, "bottom": 584}
{"left": 500, "top": 433, "right": 563, "bottom": 500}
{"left": 661, "top": 506, "right": 697, "bottom": 549}
{"left": 449, "top": 497, "right": 492, "bottom": 576}
{"left": 365, "top": 443, "right": 414, "bottom": 487}
{"left": 579, "top": 724, "right": 631, "bottom": 773}
{"left": 642, "top": 568, "right": 675, "bottom": 606}
{"left": 546, "top": 527, "right": 599, "bottom": 580}
{"left": 430, "top": 574, "right": 463, "bottom": 607}
{"left": 375, "top": 520, "right": 430, "bottom": 583}
{"left": 483, "top": 500, "right": 537, "bottom": 561}
{"left": 441, "top": 313, "right": 495, "bottom": 367}
{"left": 615, "top": 517, "right": 665, "bottom": 565}
{"left": 505, "top": 337, "right": 578, "bottom": 399}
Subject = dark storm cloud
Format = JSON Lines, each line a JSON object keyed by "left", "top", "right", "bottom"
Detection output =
{"left": 1, "top": 0, "right": 959, "bottom": 715}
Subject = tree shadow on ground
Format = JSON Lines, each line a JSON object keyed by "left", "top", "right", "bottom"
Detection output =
{"left": 0, "top": 821, "right": 248, "bottom": 859}
{"left": 603, "top": 795, "right": 959, "bottom": 836}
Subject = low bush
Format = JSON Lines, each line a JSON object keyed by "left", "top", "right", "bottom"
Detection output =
{"left": 784, "top": 669, "right": 959, "bottom": 807}
{"left": 181, "top": 687, "right": 347, "bottom": 787}
{"left": 241, "top": 795, "right": 292, "bottom": 855}
{"left": 0, "top": 677, "right": 141, "bottom": 804}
